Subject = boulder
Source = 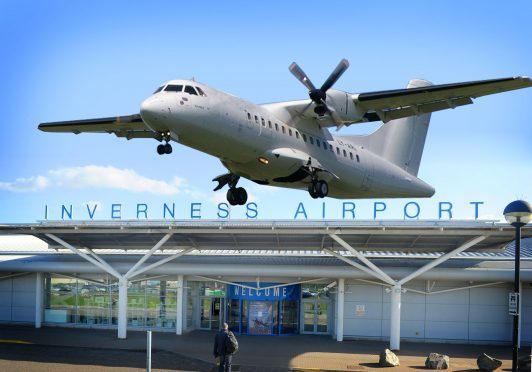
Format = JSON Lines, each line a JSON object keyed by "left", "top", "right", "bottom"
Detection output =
{"left": 477, "top": 353, "right": 502, "bottom": 371}
{"left": 379, "top": 348, "right": 400, "bottom": 367}
{"left": 425, "top": 353, "right": 450, "bottom": 369}
{"left": 518, "top": 355, "right": 531, "bottom": 371}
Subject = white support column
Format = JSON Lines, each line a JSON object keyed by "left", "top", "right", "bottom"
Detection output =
{"left": 118, "top": 277, "right": 128, "bottom": 339}
{"left": 176, "top": 274, "right": 184, "bottom": 335}
{"left": 336, "top": 278, "right": 345, "bottom": 342}
{"left": 390, "top": 284, "right": 402, "bottom": 350}
{"left": 35, "top": 273, "right": 43, "bottom": 328}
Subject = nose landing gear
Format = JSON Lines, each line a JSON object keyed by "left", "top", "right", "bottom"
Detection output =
{"left": 157, "top": 132, "right": 173, "bottom": 155}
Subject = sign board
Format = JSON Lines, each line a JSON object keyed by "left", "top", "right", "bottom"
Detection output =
{"left": 356, "top": 304, "right": 366, "bottom": 317}
{"left": 509, "top": 292, "right": 519, "bottom": 316}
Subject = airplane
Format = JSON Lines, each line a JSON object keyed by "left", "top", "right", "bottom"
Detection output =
{"left": 39, "top": 59, "right": 532, "bottom": 206}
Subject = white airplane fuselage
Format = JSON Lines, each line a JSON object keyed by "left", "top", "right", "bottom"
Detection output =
{"left": 140, "top": 80, "right": 434, "bottom": 199}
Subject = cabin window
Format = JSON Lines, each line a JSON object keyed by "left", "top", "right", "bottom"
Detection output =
{"left": 349, "top": 152, "right": 354, "bottom": 160}
{"left": 247, "top": 113, "right": 251, "bottom": 120}
{"left": 316, "top": 139, "right": 320, "bottom": 148}
{"left": 153, "top": 85, "right": 164, "bottom": 94}
{"left": 254, "top": 115, "right": 259, "bottom": 123}
{"left": 329, "top": 144, "right": 333, "bottom": 152}
{"left": 356, "top": 154, "right": 360, "bottom": 162}
{"left": 289, "top": 129, "right": 292, "bottom": 136}
{"left": 268, "top": 121, "right": 272, "bottom": 128}
{"left": 275, "top": 123, "right": 279, "bottom": 131}
{"left": 195, "top": 87, "right": 207, "bottom": 96}
{"left": 184, "top": 85, "right": 198, "bottom": 95}
{"left": 336, "top": 147, "right": 340, "bottom": 155}
{"left": 343, "top": 149, "right": 347, "bottom": 157}
{"left": 261, "top": 118, "right": 265, "bottom": 126}
{"left": 302, "top": 133, "right": 307, "bottom": 142}
{"left": 310, "top": 136, "right": 314, "bottom": 145}
{"left": 323, "top": 141, "right": 328, "bottom": 150}
{"left": 164, "top": 84, "right": 183, "bottom": 92}
{"left": 295, "top": 131, "right": 299, "bottom": 139}
{"left": 282, "top": 126, "right": 285, "bottom": 134}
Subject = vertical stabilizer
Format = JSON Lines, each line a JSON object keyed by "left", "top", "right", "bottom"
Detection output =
{"left": 359, "top": 79, "right": 432, "bottom": 176}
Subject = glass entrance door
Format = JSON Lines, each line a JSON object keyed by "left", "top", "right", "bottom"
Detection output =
{"left": 200, "top": 297, "right": 223, "bottom": 330}
{"left": 302, "top": 300, "right": 329, "bottom": 333}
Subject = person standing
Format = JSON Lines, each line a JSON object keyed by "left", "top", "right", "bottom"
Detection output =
{"left": 213, "top": 322, "right": 238, "bottom": 372}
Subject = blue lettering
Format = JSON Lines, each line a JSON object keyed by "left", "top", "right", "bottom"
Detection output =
{"left": 322, "top": 202, "right": 326, "bottom": 219}
{"left": 111, "top": 204, "right": 122, "bottom": 219}
{"left": 44, "top": 205, "right": 48, "bottom": 220}
{"left": 217, "top": 203, "right": 229, "bottom": 219}
{"left": 404, "top": 202, "right": 420, "bottom": 219}
{"left": 137, "top": 203, "right": 148, "bottom": 219}
{"left": 61, "top": 204, "right": 72, "bottom": 220}
{"left": 86, "top": 204, "right": 97, "bottom": 220}
{"left": 163, "top": 203, "right": 175, "bottom": 219}
{"left": 374, "top": 202, "right": 386, "bottom": 219}
{"left": 190, "top": 203, "right": 201, "bottom": 219}
{"left": 439, "top": 202, "right": 453, "bottom": 219}
{"left": 246, "top": 202, "right": 258, "bottom": 219}
{"left": 342, "top": 202, "right": 355, "bottom": 219}
{"left": 294, "top": 202, "right": 308, "bottom": 219}
{"left": 470, "top": 201, "right": 484, "bottom": 219}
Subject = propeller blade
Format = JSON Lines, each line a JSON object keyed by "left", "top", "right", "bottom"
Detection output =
{"left": 289, "top": 62, "right": 317, "bottom": 91}
{"left": 320, "top": 58, "right": 350, "bottom": 92}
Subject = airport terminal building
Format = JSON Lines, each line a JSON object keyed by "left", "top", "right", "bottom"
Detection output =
{"left": 0, "top": 220, "right": 531, "bottom": 349}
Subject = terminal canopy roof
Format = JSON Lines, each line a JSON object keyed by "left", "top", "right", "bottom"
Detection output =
{"left": 0, "top": 220, "right": 529, "bottom": 253}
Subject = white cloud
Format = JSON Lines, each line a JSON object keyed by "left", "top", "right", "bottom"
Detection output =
{"left": 0, "top": 165, "right": 199, "bottom": 196}
{"left": 0, "top": 175, "right": 49, "bottom": 192}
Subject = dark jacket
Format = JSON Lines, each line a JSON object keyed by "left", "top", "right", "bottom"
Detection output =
{"left": 213, "top": 329, "right": 229, "bottom": 357}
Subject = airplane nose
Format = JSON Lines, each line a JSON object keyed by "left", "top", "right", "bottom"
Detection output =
{"left": 140, "top": 97, "right": 165, "bottom": 127}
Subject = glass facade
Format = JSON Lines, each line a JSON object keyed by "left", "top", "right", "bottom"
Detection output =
{"left": 44, "top": 275, "right": 178, "bottom": 329}
{"left": 42, "top": 276, "right": 331, "bottom": 336}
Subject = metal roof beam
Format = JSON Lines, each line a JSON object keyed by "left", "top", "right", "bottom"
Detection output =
{"left": 45, "top": 233, "right": 122, "bottom": 279}
{"left": 329, "top": 233, "right": 396, "bottom": 285}
{"left": 124, "top": 233, "right": 172, "bottom": 279}
{"left": 398, "top": 235, "right": 488, "bottom": 286}
{"left": 127, "top": 247, "right": 194, "bottom": 280}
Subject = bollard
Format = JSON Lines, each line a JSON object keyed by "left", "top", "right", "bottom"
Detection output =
{"left": 146, "top": 330, "right": 152, "bottom": 372}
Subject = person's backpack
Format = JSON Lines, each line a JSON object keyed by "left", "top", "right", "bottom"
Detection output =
{"left": 225, "top": 331, "right": 238, "bottom": 354}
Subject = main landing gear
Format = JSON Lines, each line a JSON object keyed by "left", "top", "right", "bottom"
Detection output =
{"left": 157, "top": 131, "right": 173, "bottom": 155}
{"left": 212, "top": 173, "right": 248, "bottom": 206}
{"left": 308, "top": 179, "right": 328, "bottom": 199}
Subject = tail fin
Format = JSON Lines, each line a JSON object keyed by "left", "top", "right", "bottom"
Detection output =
{"left": 359, "top": 79, "right": 432, "bottom": 176}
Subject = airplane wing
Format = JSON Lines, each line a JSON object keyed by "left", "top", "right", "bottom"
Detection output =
{"left": 38, "top": 114, "right": 161, "bottom": 140}
{"left": 354, "top": 76, "right": 532, "bottom": 123}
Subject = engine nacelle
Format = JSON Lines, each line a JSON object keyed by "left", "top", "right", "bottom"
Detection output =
{"left": 325, "top": 89, "right": 364, "bottom": 124}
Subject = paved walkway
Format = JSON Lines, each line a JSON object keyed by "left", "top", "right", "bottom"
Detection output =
{"left": 0, "top": 324, "right": 528, "bottom": 371}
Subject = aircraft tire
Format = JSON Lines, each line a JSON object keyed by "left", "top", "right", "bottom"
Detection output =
{"left": 227, "top": 189, "right": 238, "bottom": 206}
{"left": 308, "top": 183, "right": 319, "bottom": 199}
{"left": 157, "top": 144, "right": 166, "bottom": 155}
{"left": 164, "top": 143, "right": 173, "bottom": 154}
{"left": 316, "top": 180, "right": 328, "bottom": 198}
{"left": 235, "top": 187, "right": 248, "bottom": 205}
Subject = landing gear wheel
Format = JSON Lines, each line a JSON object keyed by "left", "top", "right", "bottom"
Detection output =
{"left": 227, "top": 187, "right": 248, "bottom": 206}
{"left": 235, "top": 187, "right": 247, "bottom": 205}
{"left": 308, "top": 183, "right": 319, "bottom": 199}
{"left": 164, "top": 143, "right": 172, "bottom": 154}
{"left": 316, "top": 180, "right": 328, "bottom": 198}
{"left": 157, "top": 144, "right": 166, "bottom": 155}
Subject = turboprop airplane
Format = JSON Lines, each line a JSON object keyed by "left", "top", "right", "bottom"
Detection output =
{"left": 39, "top": 59, "right": 532, "bottom": 206}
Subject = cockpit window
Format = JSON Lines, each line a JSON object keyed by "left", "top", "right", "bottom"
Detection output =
{"left": 164, "top": 84, "right": 183, "bottom": 92}
{"left": 184, "top": 85, "right": 198, "bottom": 95}
{"left": 153, "top": 86, "right": 164, "bottom": 94}
{"left": 195, "top": 86, "right": 207, "bottom": 96}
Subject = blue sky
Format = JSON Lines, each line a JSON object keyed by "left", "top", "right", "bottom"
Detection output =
{"left": 0, "top": 0, "right": 531, "bottom": 222}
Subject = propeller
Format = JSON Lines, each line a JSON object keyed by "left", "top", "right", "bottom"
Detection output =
{"left": 289, "top": 59, "right": 349, "bottom": 124}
